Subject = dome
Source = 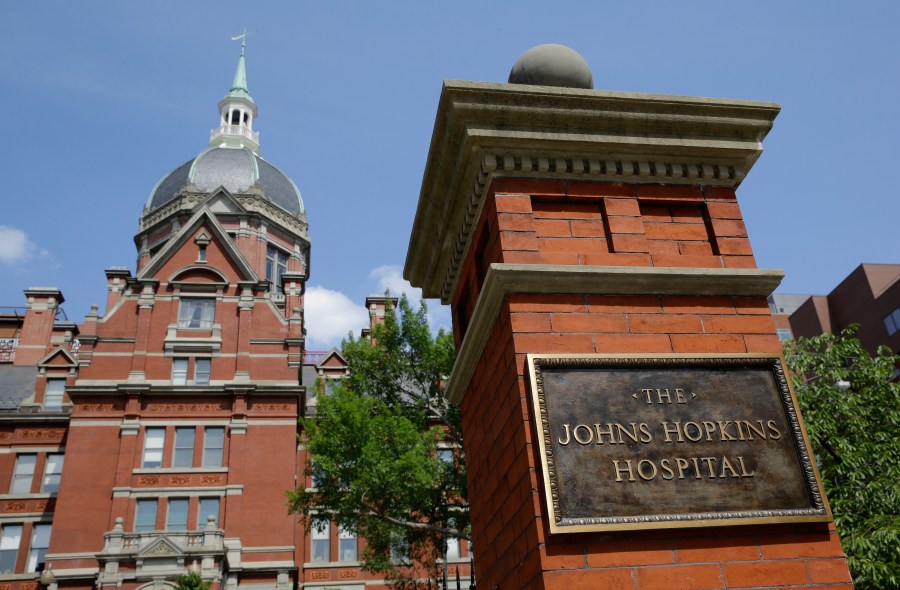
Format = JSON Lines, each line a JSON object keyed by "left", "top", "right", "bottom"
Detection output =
{"left": 146, "top": 146, "right": 304, "bottom": 216}
{"left": 508, "top": 44, "right": 593, "bottom": 89}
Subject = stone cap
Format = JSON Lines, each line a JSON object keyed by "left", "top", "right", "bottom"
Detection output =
{"left": 404, "top": 80, "right": 780, "bottom": 302}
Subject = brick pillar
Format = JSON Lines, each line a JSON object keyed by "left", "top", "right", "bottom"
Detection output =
{"left": 14, "top": 288, "right": 64, "bottom": 365}
{"left": 405, "top": 81, "right": 853, "bottom": 589}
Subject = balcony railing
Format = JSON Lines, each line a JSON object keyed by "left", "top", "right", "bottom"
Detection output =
{"left": 0, "top": 338, "right": 17, "bottom": 363}
{"left": 209, "top": 125, "right": 259, "bottom": 144}
{"left": 101, "top": 522, "right": 224, "bottom": 555}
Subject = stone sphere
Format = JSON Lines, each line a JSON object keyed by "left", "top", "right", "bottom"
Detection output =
{"left": 508, "top": 44, "right": 593, "bottom": 89}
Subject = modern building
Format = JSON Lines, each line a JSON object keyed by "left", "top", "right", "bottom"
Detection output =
{"left": 768, "top": 263, "right": 900, "bottom": 355}
{"left": 767, "top": 293, "right": 812, "bottom": 341}
{"left": 0, "top": 46, "right": 471, "bottom": 590}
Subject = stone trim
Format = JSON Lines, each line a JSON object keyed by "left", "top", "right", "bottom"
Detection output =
{"left": 0, "top": 447, "right": 64, "bottom": 454}
{"left": 112, "top": 485, "right": 243, "bottom": 497}
{"left": 44, "top": 552, "right": 98, "bottom": 560}
{"left": 132, "top": 467, "right": 229, "bottom": 475}
{"left": 444, "top": 263, "right": 784, "bottom": 404}
{"left": 241, "top": 545, "right": 296, "bottom": 553}
{"left": 405, "top": 80, "right": 780, "bottom": 302}
{"left": 239, "top": 560, "right": 296, "bottom": 569}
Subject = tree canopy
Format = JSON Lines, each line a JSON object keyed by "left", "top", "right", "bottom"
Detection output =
{"left": 784, "top": 326, "right": 900, "bottom": 589}
{"left": 174, "top": 571, "right": 210, "bottom": 590}
{"left": 288, "top": 295, "right": 466, "bottom": 584}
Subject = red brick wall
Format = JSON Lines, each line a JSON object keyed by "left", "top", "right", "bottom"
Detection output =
{"left": 455, "top": 180, "right": 852, "bottom": 589}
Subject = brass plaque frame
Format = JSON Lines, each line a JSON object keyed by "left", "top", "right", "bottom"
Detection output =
{"left": 527, "top": 354, "right": 832, "bottom": 534}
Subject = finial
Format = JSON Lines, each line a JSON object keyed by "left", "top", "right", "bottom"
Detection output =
{"left": 231, "top": 28, "right": 256, "bottom": 56}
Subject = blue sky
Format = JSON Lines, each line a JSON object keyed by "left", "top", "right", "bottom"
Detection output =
{"left": 2, "top": 1, "right": 898, "bottom": 349}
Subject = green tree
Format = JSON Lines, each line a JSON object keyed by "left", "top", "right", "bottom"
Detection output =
{"left": 174, "top": 571, "right": 210, "bottom": 590}
{"left": 784, "top": 326, "right": 900, "bottom": 589}
{"left": 288, "top": 295, "right": 466, "bottom": 586}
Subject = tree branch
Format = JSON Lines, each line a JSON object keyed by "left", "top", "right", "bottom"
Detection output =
{"left": 369, "top": 510, "right": 471, "bottom": 541}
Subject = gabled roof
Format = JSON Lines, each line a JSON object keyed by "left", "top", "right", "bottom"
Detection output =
{"left": 36, "top": 346, "right": 78, "bottom": 369}
{"left": 316, "top": 348, "right": 348, "bottom": 370}
{"left": 138, "top": 190, "right": 260, "bottom": 283}
{"left": 200, "top": 189, "right": 249, "bottom": 216}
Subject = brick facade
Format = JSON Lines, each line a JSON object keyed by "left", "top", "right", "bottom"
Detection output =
{"left": 454, "top": 181, "right": 849, "bottom": 589}
{"left": 405, "top": 78, "right": 854, "bottom": 589}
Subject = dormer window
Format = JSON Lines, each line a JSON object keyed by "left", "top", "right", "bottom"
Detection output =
{"left": 44, "top": 379, "right": 65, "bottom": 411}
{"left": 194, "top": 232, "right": 211, "bottom": 263}
{"left": 178, "top": 298, "right": 215, "bottom": 329}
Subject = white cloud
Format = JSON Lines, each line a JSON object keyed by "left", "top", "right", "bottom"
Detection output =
{"left": 304, "top": 265, "right": 454, "bottom": 351}
{"left": 369, "top": 265, "right": 452, "bottom": 335}
{"left": 304, "top": 285, "right": 369, "bottom": 350}
{"left": 0, "top": 225, "right": 36, "bottom": 265}
{"left": 369, "top": 265, "right": 422, "bottom": 307}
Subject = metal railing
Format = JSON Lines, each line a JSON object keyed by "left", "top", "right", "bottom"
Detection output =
{"left": 209, "top": 125, "right": 259, "bottom": 144}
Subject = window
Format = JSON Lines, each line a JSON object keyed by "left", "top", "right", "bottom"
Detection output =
{"left": 143, "top": 428, "right": 165, "bottom": 468}
{"left": 197, "top": 497, "right": 220, "bottom": 528}
{"left": 324, "top": 378, "right": 341, "bottom": 396}
{"left": 195, "top": 358, "right": 211, "bottom": 385}
{"left": 172, "top": 358, "right": 188, "bottom": 385}
{"left": 390, "top": 534, "right": 409, "bottom": 562}
{"left": 26, "top": 524, "right": 50, "bottom": 573}
{"left": 135, "top": 499, "right": 158, "bottom": 532}
{"left": 41, "top": 454, "right": 64, "bottom": 493}
{"left": 178, "top": 298, "right": 215, "bottom": 329}
{"left": 0, "top": 525, "right": 22, "bottom": 573}
{"left": 776, "top": 328, "right": 792, "bottom": 341}
{"left": 446, "top": 536, "right": 460, "bottom": 560}
{"left": 11, "top": 455, "right": 36, "bottom": 494}
{"left": 198, "top": 244, "right": 207, "bottom": 262}
{"left": 266, "top": 245, "right": 289, "bottom": 294}
{"left": 166, "top": 498, "right": 189, "bottom": 530}
{"left": 311, "top": 460, "right": 327, "bottom": 488}
{"left": 437, "top": 448, "right": 454, "bottom": 464}
{"left": 44, "top": 379, "right": 64, "bottom": 411}
{"left": 310, "top": 520, "right": 330, "bottom": 563}
{"left": 884, "top": 306, "right": 900, "bottom": 336}
{"left": 173, "top": 427, "right": 195, "bottom": 468}
{"left": 338, "top": 526, "right": 357, "bottom": 562}
{"left": 203, "top": 427, "right": 225, "bottom": 467}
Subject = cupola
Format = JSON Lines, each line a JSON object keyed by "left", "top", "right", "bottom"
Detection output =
{"left": 210, "top": 33, "right": 259, "bottom": 153}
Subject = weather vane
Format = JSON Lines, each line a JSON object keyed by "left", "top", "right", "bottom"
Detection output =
{"left": 231, "top": 28, "right": 256, "bottom": 55}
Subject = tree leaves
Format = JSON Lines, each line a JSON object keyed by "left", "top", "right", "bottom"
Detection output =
{"left": 288, "top": 295, "right": 465, "bottom": 583}
{"left": 174, "top": 572, "right": 210, "bottom": 590}
{"left": 785, "top": 326, "right": 900, "bottom": 589}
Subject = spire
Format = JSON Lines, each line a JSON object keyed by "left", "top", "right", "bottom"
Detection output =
{"left": 210, "top": 31, "right": 260, "bottom": 153}
{"left": 227, "top": 30, "right": 254, "bottom": 104}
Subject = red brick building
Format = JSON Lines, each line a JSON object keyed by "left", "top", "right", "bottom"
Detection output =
{"left": 787, "top": 264, "right": 900, "bottom": 355}
{"left": 0, "top": 47, "right": 472, "bottom": 590}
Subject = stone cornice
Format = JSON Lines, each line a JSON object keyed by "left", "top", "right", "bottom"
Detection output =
{"left": 138, "top": 191, "right": 309, "bottom": 243}
{"left": 404, "top": 80, "right": 780, "bottom": 302}
{"left": 444, "top": 263, "right": 784, "bottom": 404}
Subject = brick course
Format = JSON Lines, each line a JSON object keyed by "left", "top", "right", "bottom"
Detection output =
{"left": 453, "top": 179, "right": 852, "bottom": 589}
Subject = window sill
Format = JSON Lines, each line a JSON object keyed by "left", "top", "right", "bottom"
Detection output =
{"left": 164, "top": 324, "right": 222, "bottom": 354}
{"left": 133, "top": 467, "right": 228, "bottom": 475}
{"left": 0, "top": 492, "right": 55, "bottom": 500}
{"left": 0, "top": 573, "right": 40, "bottom": 581}
{"left": 303, "top": 561, "right": 362, "bottom": 569}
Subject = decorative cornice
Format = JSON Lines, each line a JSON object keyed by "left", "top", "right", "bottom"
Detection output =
{"left": 444, "top": 263, "right": 784, "bottom": 404}
{"left": 404, "top": 80, "right": 780, "bottom": 302}
{"left": 139, "top": 190, "right": 309, "bottom": 241}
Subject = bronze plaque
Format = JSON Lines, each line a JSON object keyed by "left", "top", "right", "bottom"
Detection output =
{"left": 527, "top": 354, "right": 831, "bottom": 533}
